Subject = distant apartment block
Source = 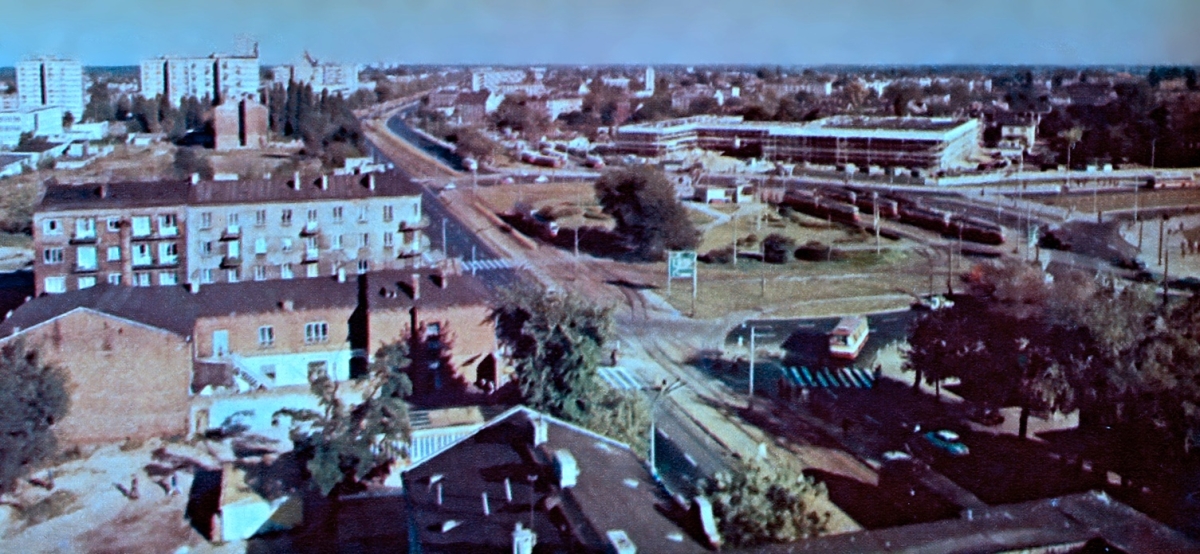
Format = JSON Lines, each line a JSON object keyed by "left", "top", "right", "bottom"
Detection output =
{"left": 140, "top": 53, "right": 260, "bottom": 105}
{"left": 470, "top": 68, "right": 529, "bottom": 92}
{"left": 0, "top": 105, "right": 63, "bottom": 147}
{"left": 32, "top": 171, "right": 429, "bottom": 295}
{"left": 16, "top": 57, "right": 84, "bottom": 119}
{"left": 615, "top": 115, "right": 982, "bottom": 170}
{"left": 272, "top": 55, "right": 362, "bottom": 95}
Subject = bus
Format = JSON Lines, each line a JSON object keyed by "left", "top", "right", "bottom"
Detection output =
{"left": 829, "top": 316, "right": 869, "bottom": 360}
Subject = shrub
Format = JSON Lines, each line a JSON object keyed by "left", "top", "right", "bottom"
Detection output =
{"left": 701, "top": 246, "right": 735, "bottom": 264}
{"left": 762, "top": 233, "right": 795, "bottom": 264}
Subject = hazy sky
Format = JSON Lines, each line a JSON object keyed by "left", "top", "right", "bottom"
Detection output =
{"left": 4, "top": 0, "right": 1197, "bottom": 66}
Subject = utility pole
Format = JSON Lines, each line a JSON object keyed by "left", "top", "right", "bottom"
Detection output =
{"left": 442, "top": 218, "right": 448, "bottom": 257}
{"left": 1163, "top": 231, "right": 1170, "bottom": 310}
{"left": 1158, "top": 216, "right": 1166, "bottom": 266}
{"left": 741, "top": 324, "right": 760, "bottom": 400}
{"left": 873, "top": 192, "right": 880, "bottom": 255}
{"left": 732, "top": 212, "right": 738, "bottom": 267}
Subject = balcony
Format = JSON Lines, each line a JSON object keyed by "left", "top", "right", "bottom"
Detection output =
{"left": 302, "top": 248, "right": 321, "bottom": 263}
{"left": 132, "top": 256, "right": 153, "bottom": 267}
{"left": 69, "top": 233, "right": 98, "bottom": 245}
{"left": 395, "top": 235, "right": 431, "bottom": 259}
{"left": 220, "top": 255, "right": 241, "bottom": 269}
{"left": 300, "top": 221, "right": 320, "bottom": 236}
{"left": 158, "top": 256, "right": 180, "bottom": 267}
{"left": 73, "top": 263, "right": 98, "bottom": 273}
{"left": 397, "top": 216, "right": 431, "bottom": 232}
{"left": 220, "top": 225, "right": 241, "bottom": 241}
{"left": 159, "top": 226, "right": 179, "bottom": 238}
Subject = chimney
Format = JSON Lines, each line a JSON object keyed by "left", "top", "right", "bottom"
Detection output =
{"left": 553, "top": 449, "right": 578, "bottom": 489}
{"left": 189, "top": 281, "right": 201, "bottom": 294}
{"left": 482, "top": 492, "right": 490, "bottom": 517}
{"left": 281, "top": 299, "right": 295, "bottom": 312}
{"left": 512, "top": 523, "right": 537, "bottom": 554}
{"left": 337, "top": 267, "right": 346, "bottom": 283}
{"left": 190, "top": 173, "right": 200, "bottom": 185}
{"left": 410, "top": 273, "right": 420, "bottom": 301}
{"left": 504, "top": 477, "right": 512, "bottom": 502}
{"left": 692, "top": 497, "right": 723, "bottom": 549}
{"left": 292, "top": 171, "right": 301, "bottom": 191}
{"left": 368, "top": 173, "right": 376, "bottom": 190}
{"left": 320, "top": 174, "right": 329, "bottom": 190}
{"left": 99, "top": 184, "right": 108, "bottom": 198}
{"left": 438, "top": 270, "right": 448, "bottom": 289}
{"left": 533, "top": 414, "right": 548, "bottom": 446}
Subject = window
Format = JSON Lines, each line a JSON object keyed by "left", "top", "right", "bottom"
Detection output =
{"left": 75, "top": 218, "right": 96, "bottom": 239}
{"left": 158, "top": 214, "right": 178, "bottom": 236}
{"left": 331, "top": 234, "right": 342, "bottom": 250}
{"left": 227, "top": 240, "right": 240, "bottom": 259}
{"left": 357, "top": 259, "right": 369, "bottom": 274}
{"left": 131, "top": 216, "right": 151, "bottom": 237}
{"left": 281, "top": 209, "right": 293, "bottom": 226}
{"left": 44, "top": 276, "right": 65, "bottom": 293}
{"left": 281, "top": 263, "right": 294, "bottom": 279}
{"left": 411, "top": 203, "right": 419, "bottom": 217}
{"left": 133, "top": 272, "right": 151, "bottom": 287}
{"left": 132, "top": 244, "right": 152, "bottom": 266}
{"left": 227, "top": 212, "right": 240, "bottom": 227}
{"left": 383, "top": 232, "right": 393, "bottom": 248}
{"left": 360, "top": 233, "right": 369, "bottom": 248}
{"left": 106, "top": 218, "right": 120, "bottom": 232}
{"left": 253, "top": 265, "right": 267, "bottom": 281}
{"left": 200, "top": 269, "right": 214, "bottom": 284}
{"left": 254, "top": 238, "right": 267, "bottom": 255}
{"left": 158, "top": 242, "right": 178, "bottom": 265}
{"left": 306, "top": 263, "right": 319, "bottom": 278}
{"left": 357, "top": 206, "right": 368, "bottom": 222}
{"left": 304, "top": 236, "right": 318, "bottom": 253}
{"left": 307, "top": 209, "right": 318, "bottom": 223}
{"left": 106, "top": 246, "right": 121, "bottom": 261}
{"left": 201, "top": 241, "right": 213, "bottom": 256}
{"left": 107, "top": 273, "right": 121, "bottom": 285}
{"left": 304, "top": 322, "right": 329, "bottom": 344}
{"left": 332, "top": 206, "right": 343, "bottom": 223}
{"left": 255, "top": 209, "right": 267, "bottom": 226}
{"left": 43, "top": 248, "right": 64, "bottom": 264}
{"left": 258, "top": 326, "right": 275, "bottom": 347}
{"left": 200, "top": 212, "right": 213, "bottom": 229}
{"left": 42, "top": 219, "right": 61, "bottom": 235}
{"left": 382, "top": 205, "right": 394, "bottom": 222}
{"left": 76, "top": 246, "right": 97, "bottom": 270}
{"left": 159, "top": 271, "right": 177, "bottom": 286}
{"left": 227, "top": 268, "right": 240, "bottom": 283}
{"left": 77, "top": 276, "right": 96, "bottom": 289}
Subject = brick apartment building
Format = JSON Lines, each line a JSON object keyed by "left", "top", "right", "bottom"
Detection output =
{"left": 213, "top": 98, "right": 269, "bottom": 150}
{"left": 0, "top": 267, "right": 502, "bottom": 445}
{"left": 32, "top": 170, "right": 429, "bottom": 296}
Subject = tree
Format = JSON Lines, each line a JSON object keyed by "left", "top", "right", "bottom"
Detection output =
{"left": 173, "top": 147, "right": 214, "bottom": 180}
{"left": 276, "top": 345, "right": 414, "bottom": 497}
{"left": 61, "top": 111, "right": 75, "bottom": 129}
{"left": 761, "top": 233, "right": 795, "bottom": 264}
{"left": 0, "top": 340, "right": 70, "bottom": 495}
{"left": 451, "top": 128, "right": 501, "bottom": 163}
{"left": 703, "top": 460, "right": 831, "bottom": 547}
{"left": 82, "top": 80, "right": 115, "bottom": 123}
{"left": 594, "top": 165, "right": 699, "bottom": 260}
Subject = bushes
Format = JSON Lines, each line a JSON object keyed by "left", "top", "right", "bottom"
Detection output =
{"left": 762, "top": 233, "right": 795, "bottom": 264}
{"left": 794, "top": 241, "right": 848, "bottom": 262}
{"left": 701, "top": 246, "right": 735, "bottom": 264}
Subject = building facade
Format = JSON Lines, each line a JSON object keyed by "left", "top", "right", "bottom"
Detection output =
{"left": 140, "top": 54, "right": 260, "bottom": 105}
{"left": 16, "top": 57, "right": 84, "bottom": 119}
{"left": 32, "top": 171, "right": 429, "bottom": 295}
{"left": 0, "top": 105, "right": 63, "bottom": 147}
{"left": 274, "top": 59, "right": 362, "bottom": 95}
{"left": 213, "top": 98, "right": 269, "bottom": 150}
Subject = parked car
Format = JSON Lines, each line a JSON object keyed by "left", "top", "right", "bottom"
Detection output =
{"left": 921, "top": 430, "right": 970, "bottom": 456}
{"left": 968, "top": 407, "right": 1005, "bottom": 426}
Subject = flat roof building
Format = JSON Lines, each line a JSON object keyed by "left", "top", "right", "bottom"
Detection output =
{"left": 141, "top": 52, "right": 260, "bottom": 106}
{"left": 17, "top": 57, "right": 84, "bottom": 119}
{"left": 615, "top": 115, "right": 982, "bottom": 170}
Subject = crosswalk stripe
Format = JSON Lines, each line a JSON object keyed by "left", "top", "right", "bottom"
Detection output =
{"left": 839, "top": 368, "right": 860, "bottom": 388}
{"left": 784, "top": 366, "right": 877, "bottom": 389}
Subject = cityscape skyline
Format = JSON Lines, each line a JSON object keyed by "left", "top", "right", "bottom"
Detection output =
{"left": 1, "top": 0, "right": 1197, "bottom": 67}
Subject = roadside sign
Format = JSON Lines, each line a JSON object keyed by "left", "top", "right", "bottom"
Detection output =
{"left": 668, "top": 250, "right": 696, "bottom": 278}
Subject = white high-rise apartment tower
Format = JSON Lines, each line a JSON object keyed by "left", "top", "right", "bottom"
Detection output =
{"left": 17, "top": 57, "right": 84, "bottom": 119}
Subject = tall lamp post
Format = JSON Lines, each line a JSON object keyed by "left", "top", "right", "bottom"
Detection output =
{"left": 649, "top": 378, "right": 684, "bottom": 480}
{"left": 741, "top": 323, "right": 764, "bottom": 399}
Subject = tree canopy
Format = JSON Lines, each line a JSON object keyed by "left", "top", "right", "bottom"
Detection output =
{"left": 594, "top": 165, "right": 699, "bottom": 260}
{"left": 703, "top": 459, "right": 831, "bottom": 547}
{"left": 0, "top": 340, "right": 70, "bottom": 495}
{"left": 265, "top": 82, "right": 367, "bottom": 169}
{"left": 276, "top": 345, "right": 413, "bottom": 497}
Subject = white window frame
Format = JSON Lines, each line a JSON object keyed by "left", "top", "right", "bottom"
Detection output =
{"left": 106, "top": 218, "right": 120, "bottom": 232}
{"left": 131, "top": 216, "right": 151, "bottom": 237}
{"left": 281, "top": 263, "right": 294, "bottom": 280}
{"left": 77, "top": 276, "right": 96, "bottom": 289}
{"left": 158, "top": 214, "right": 178, "bottom": 236}
{"left": 200, "top": 212, "right": 213, "bottom": 229}
{"left": 159, "top": 271, "right": 177, "bottom": 286}
{"left": 43, "top": 219, "right": 62, "bottom": 236}
{"left": 76, "top": 246, "right": 97, "bottom": 270}
{"left": 253, "top": 265, "right": 267, "bottom": 281}
{"left": 43, "top": 248, "right": 64, "bottom": 264}
{"left": 75, "top": 218, "right": 96, "bottom": 239}
{"left": 304, "top": 321, "right": 329, "bottom": 344}
{"left": 201, "top": 268, "right": 214, "bottom": 284}
{"left": 107, "top": 273, "right": 121, "bottom": 285}
{"left": 383, "top": 205, "right": 394, "bottom": 222}
{"left": 44, "top": 276, "right": 66, "bottom": 293}
{"left": 332, "top": 206, "right": 344, "bottom": 223}
{"left": 255, "top": 209, "right": 267, "bottom": 226}
{"left": 106, "top": 246, "right": 121, "bottom": 261}
{"left": 258, "top": 326, "right": 275, "bottom": 348}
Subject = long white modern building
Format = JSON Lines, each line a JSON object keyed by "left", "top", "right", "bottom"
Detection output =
{"left": 615, "top": 115, "right": 982, "bottom": 170}
{"left": 17, "top": 57, "right": 84, "bottom": 119}
{"left": 140, "top": 53, "right": 260, "bottom": 106}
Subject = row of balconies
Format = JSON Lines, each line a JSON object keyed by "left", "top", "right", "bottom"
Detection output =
{"left": 209, "top": 217, "right": 430, "bottom": 240}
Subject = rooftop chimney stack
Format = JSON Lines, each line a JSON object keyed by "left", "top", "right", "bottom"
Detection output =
{"left": 292, "top": 171, "right": 301, "bottom": 191}
{"left": 99, "top": 184, "right": 108, "bottom": 198}
{"left": 189, "top": 281, "right": 201, "bottom": 294}
{"left": 411, "top": 273, "right": 421, "bottom": 301}
{"left": 512, "top": 523, "right": 537, "bottom": 554}
{"left": 533, "top": 414, "right": 548, "bottom": 446}
{"left": 482, "top": 492, "right": 490, "bottom": 517}
{"left": 281, "top": 299, "right": 295, "bottom": 312}
{"left": 320, "top": 174, "right": 329, "bottom": 190}
{"left": 438, "top": 270, "right": 448, "bottom": 289}
{"left": 368, "top": 173, "right": 376, "bottom": 190}
{"left": 337, "top": 267, "right": 346, "bottom": 283}
{"left": 190, "top": 173, "right": 200, "bottom": 185}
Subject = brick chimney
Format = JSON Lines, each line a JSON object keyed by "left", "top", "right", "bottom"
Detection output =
{"left": 532, "top": 414, "right": 547, "bottom": 446}
{"left": 320, "top": 175, "right": 329, "bottom": 190}
{"left": 437, "top": 270, "right": 448, "bottom": 289}
{"left": 368, "top": 173, "right": 376, "bottom": 190}
{"left": 281, "top": 299, "right": 294, "bottom": 312}
{"left": 291, "top": 171, "right": 301, "bottom": 191}
{"left": 410, "top": 273, "right": 420, "bottom": 301}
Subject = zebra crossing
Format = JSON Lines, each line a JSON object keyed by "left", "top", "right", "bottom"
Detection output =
{"left": 782, "top": 366, "right": 876, "bottom": 389}
{"left": 598, "top": 366, "right": 644, "bottom": 390}
{"left": 462, "top": 258, "right": 517, "bottom": 272}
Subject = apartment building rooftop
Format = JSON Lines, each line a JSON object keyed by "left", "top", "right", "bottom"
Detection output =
{"left": 618, "top": 115, "right": 976, "bottom": 142}
{"left": 37, "top": 171, "right": 423, "bottom": 212}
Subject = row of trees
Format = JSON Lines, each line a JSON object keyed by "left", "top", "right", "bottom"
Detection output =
{"left": 594, "top": 165, "right": 699, "bottom": 261}
{"left": 905, "top": 259, "right": 1200, "bottom": 454}
{"left": 264, "top": 81, "right": 369, "bottom": 168}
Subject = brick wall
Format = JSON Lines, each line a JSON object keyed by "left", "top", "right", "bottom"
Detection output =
{"left": 4, "top": 309, "right": 192, "bottom": 445}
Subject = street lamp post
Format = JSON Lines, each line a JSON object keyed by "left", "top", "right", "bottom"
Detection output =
{"left": 741, "top": 323, "right": 763, "bottom": 399}
{"left": 649, "top": 379, "right": 684, "bottom": 480}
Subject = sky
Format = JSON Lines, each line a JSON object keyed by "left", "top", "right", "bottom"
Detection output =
{"left": 2, "top": 0, "right": 1197, "bottom": 67}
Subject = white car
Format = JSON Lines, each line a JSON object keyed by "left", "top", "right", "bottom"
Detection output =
{"left": 535, "top": 175, "right": 549, "bottom": 183}
{"left": 444, "top": 182, "right": 457, "bottom": 190}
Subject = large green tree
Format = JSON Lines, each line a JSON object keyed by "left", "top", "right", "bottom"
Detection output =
{"left": 276, "top": 344, "right": 413, "bottom": 497}
{"left": 594, "top": 165, "right": 699, "bottom": 260}
{"left": 0, "top": 340, "right": 70, "bottom": 495}
{"left": 704, "top": 460, "right": 831, "bottom": 547}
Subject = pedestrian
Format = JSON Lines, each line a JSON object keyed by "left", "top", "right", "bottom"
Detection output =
{"left": 169, "top": 472, "right": 180, "bottom": 496}
{"left": 129, "top": 475, "right": 140, "bottom": 500}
